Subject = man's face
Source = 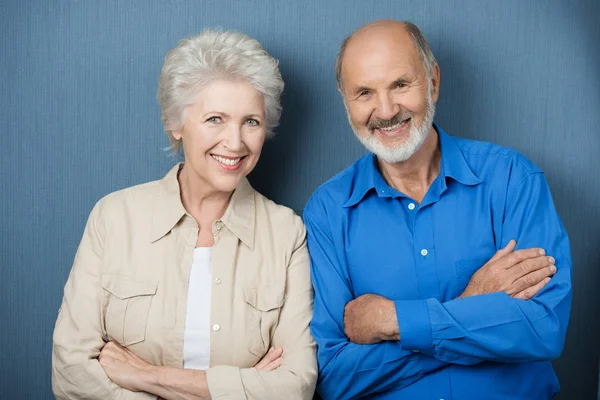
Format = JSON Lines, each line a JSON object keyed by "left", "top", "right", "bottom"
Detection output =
{"left": 340, "top": 28, "right": 439, "bottom": 163}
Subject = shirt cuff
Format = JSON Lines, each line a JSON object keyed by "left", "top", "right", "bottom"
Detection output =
{"left": 206, "top": 366, "right": 247, "bottom": 400}
{"left": 395, "top": 299, "right": 433, "bottom": 353}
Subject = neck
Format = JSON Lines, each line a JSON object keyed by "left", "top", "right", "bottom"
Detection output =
{"left": 178, "top": 165, "right": 232, "bottom": 223}
{"left": 377, "top": 126, "right": 441, "bottom": 203}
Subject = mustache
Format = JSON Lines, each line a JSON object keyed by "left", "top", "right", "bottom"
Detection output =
{"left": 367, "top": 113, "right": 412, "bottom": 131}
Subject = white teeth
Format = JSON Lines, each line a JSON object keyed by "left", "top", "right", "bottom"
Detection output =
{"left": 380, "top": 123, "right": 402, "bottom": 131}
{"left": 212, "top": 155, "right": 242, "bottom": 166}
{"left": 379, "top": 119, "right": 409, "bottom": 131}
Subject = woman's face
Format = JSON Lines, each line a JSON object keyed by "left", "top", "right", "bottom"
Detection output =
{"left": 173, "top": 79, "right": 267, "bottom": 194}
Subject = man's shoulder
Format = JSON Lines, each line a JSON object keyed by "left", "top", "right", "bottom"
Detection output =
{"left": 304, "top": 154, "right": 370, "bottom": 217}
{"left": 453, "top": 135, "right": 542, "bottom": 177}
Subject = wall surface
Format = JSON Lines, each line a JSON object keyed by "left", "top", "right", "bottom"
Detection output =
{"left": 1, "top": 0, "right": 598, "bottom": 398}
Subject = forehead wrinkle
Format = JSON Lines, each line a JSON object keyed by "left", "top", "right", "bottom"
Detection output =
{"left": 341, "top": 22, "right": 426, "bottom": 88}
{"left": 347, "top": 65, "right": 418, "bottom": 93}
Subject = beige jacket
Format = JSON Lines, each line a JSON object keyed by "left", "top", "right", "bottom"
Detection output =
{"left": 52, "top": 164, "right": 317, "bottom": 400}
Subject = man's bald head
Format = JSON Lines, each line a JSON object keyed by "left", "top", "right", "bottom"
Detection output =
{"left": 335, "top": 20, "right": 436, "bottom": 90}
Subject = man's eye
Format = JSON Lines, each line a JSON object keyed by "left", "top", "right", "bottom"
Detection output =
{"left": 246, "top": 119, "right": 260, "bottom": 126}
{"left": 358, "top": 90, "right": 370, "bottom": 97}
{"left": 207, "top": 116, "right": 222, "bottom": 123}
{"left": 395, "top": 82, "right": 406, "bottom": 89}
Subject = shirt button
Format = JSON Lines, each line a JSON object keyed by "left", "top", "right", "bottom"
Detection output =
{"left": 408, "top": 203, "right": 415, "bottom": 210}
{"left": 412, "top": 350, "right": 420, "bottom": 353}
{"left": 214, "top": 278, "right": 222, "bottom": 285}
{"left": 421, "top": 249, "right": 428, "bottom": 256}
{"left": 212, "top": 324, "right": 220, "bottom": 331}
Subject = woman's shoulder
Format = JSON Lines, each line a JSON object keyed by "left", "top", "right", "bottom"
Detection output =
{"left": 253, "top": 190, "right": 305, "bottom": 234}
{"left": 93, "top": 177, "right": 164, "bottom": 220}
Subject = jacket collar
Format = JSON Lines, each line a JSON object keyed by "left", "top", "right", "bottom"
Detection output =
{"left": 150, "top": 163, "right": 256, "bottom": 250}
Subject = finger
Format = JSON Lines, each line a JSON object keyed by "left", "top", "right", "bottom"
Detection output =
{"left": 263, "top": 356, "right": 283, "bottom": 371}
{"left": 489, "top": 240, "right": 517, "bottom": 262}
{"left": 266, "top": 347, "right": 283, "bottom": 363}
{"left": 496, "top": 247, "right": 547, "bottom": 271}
{"left": 513, "top": 277, "right": 551, "bottom": 300}
{"left": 255, "top": 347, "right": 283, "bottom": 369}
{"left": 507, "top": 264, "right": 557, "bottom": 295}
{"left": 109, "top": 340, "right": 123, "bottom": 349}
{"left": 508, "top": 255, "right": 554, "bottom": 281}
{"left": 254, "top": 347, "right": 274, "bottom": 369}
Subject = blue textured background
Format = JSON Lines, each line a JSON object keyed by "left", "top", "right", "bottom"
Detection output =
{"left": 1, "top": 1, "right": 599, "bottom": 398}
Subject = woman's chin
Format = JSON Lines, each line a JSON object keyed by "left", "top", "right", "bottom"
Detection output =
{"left": 208, "top": 173, "right": 246, "bottom": 193}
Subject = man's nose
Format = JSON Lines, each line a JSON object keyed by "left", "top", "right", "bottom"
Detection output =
{"left": 374, "top": 92, "right": 400, "bottom": 121}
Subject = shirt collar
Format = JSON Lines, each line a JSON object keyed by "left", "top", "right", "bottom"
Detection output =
{"left": 150, "top": 163, "right": 256, "bottom": 250}
{"left": 343, "top": 123, "right": 481, "bottom": 208}
{"left": 343, "top": 153, "right": 380, "bottom": 207}
{"left": 436, "top": 124, "right": 481, "bottom": 187}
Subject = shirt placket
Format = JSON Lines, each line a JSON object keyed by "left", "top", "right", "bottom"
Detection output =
{"left": 411, "top": 202, "right": 439, "bottom": 300}
{"left": 409, "top": 200, "right": 453, "bottom": 400}
{"left": 169, "top": 215, "right": 198, "bottom": 368}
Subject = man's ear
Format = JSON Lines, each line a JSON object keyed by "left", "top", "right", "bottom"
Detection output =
{"left": 431, "top": 63, "right": 441, "bottom": 102}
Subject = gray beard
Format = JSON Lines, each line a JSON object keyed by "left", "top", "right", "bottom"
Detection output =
{"left": 351, "top": 87, "right": 436, "bottom": 164}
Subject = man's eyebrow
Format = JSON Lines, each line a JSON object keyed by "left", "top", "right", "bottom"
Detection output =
{"left": 352, "top": 85, "right": 372, "bottom": 95}
{"left": 389, "top": 77, "right": 410, "bottom": 88}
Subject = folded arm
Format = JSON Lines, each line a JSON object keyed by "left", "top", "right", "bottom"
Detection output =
{"left": 52, "top": 201, "right": 155, "bottom": 400}
{"left": 205, "top": 216, "right": 317, "bottom": 399}
{"left": 396, "top": 172, "right": 572, "bottom": 364}
{"left": 304, "top": 205, "right": 447, "bottom": 400}
{"left": 100, "top": 215, "right": 317, "bottom": 400}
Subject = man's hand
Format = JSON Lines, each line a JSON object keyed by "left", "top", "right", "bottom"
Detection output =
{"left": 99, "top": 341, "right": 156, "bottom": 392}
{"left": 460, "top": 240, "right": 556, "bottom": 299}
{"left": 344, "top": 294, "right": 400, "bottom": 344}
{"left": 254, "top": 346, "right": 284, "bottom": 371}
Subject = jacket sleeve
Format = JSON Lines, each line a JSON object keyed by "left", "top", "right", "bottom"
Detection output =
{"left": 52, "top": 200, "right": 156, "bottom": 400}
{"left": 303, "top": 199, "right": 447, "bottom": 400}
{"left": 205, "top": 215, "right": 318, "bottom": 400}
{"left": 395, "top": 172, "right": 572, "bottom": 364}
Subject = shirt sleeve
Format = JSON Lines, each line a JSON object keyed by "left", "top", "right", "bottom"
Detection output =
{"left": 396, "top": 172, "right": 572, "bottom": 364}
{"left": 303, "top": 199, "right": 447, "bottom": 399}
{"left": 206, "top": 214, "right": 318, "bottom": 400}
{"left": 52, "top": 201, "right": 157, "bottom": 400}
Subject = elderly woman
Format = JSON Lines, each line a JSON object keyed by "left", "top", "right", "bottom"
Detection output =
{"left": 52, "top": 29, "right": 317, "bottom": 400}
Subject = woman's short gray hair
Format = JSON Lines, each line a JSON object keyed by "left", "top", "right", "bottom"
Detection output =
{"left": 158, "top": 29, "right": 284, "bottom": 152}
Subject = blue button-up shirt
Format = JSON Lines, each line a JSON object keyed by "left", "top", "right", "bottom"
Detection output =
{"left": 304, "top": 124, "right": 572, "bottom": 400}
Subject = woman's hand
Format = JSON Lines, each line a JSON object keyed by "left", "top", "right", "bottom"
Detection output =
{"left": 254, "top": 346, "right": 284, "bottom": 371}
{"left": 99, "top": 340, "right": 156, "bottom": 392}
{"left": 99, "top": 341, "right": 282, "bottom": 399}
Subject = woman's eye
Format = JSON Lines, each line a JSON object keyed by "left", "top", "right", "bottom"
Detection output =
{"left": 207, "top": 116, "right": 222, "bottom": 123}
{"left": 246, "top": 119, "right": 260, "bottom": 126}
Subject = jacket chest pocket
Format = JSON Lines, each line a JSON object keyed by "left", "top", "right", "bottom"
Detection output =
{"left": 244, "top": 286, "right": 285, "bottom": 357}
{"left": 102, "top": 274, "right": 158, "bottom": 347}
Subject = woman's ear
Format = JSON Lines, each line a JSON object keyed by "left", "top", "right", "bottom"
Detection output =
{"left": 171, "top": 129, "right": 182, "bottom": 141}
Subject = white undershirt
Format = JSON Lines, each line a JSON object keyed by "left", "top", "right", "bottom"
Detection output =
{"left": 183, "top": 247, "right": 212, "bottom": 370}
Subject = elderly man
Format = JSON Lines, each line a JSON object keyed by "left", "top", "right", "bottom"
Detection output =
{"left": 304, "top": 20, "right": 571, "bottom": 399}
